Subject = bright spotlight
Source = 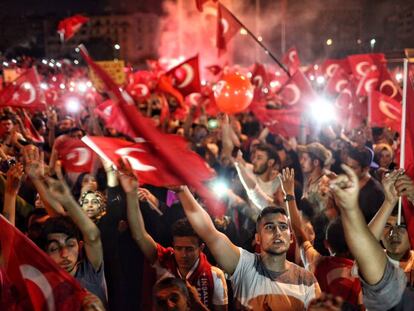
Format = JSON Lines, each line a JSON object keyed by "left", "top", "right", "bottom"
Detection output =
{"left": 56, "top": 62, "right": 62, "bottom": 68}
{"left": 40, "top": 83, "right": 48, "bottom": 90}
{"left": 310, "top": 98, "right": 336, "bottom": 123}
{"left": 114, "top": 44, "right": 121, "bottom": 50}
{"left": 395, "top": 73, "right": 403, "bottom": 82}
{"left": 65, "top": 98, "right": 81, "bottom": 113}
{"left": 42, "top": 59, "right": 48, "bottom": 65}
{"left": 2, "top": 62, "right": 8, "bottom": 67}
{"left": 77, "top": 82, "right": 87, "bottom": 93}
{"left": 11, "top": 59, "right": 17, "bottom": 64}
{"left": 211, "top": 179, "right": 229, "bottom": 198}
{"left": 73, "top": 59, "right": 79, "bottom": 65}
{"left": 270, "top": 80, "right": 280, "bottom": 88}
{"left": 86, "top": 81, "right": 92, "bottom": 88}
{"left": 59, "top": 83, "right": 66, "bottom": 90}
{"left": 326, "top": 39, "right": 333, "bottom": 46}
{"left": 316, "top": 76, "right": 325, "bottom": 85}
{"left": 370, "top": 38, "right": 376, "bottom": 45}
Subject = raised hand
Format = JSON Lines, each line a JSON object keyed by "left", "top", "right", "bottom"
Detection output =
{"left": 23, "top": 145, "right": 47, "bottom": 180}
{"left": 138, "top": 188, "right": 159, "bottom": 207}
{"left": 329, "top": 164, "right": 360, "bottom": 211}
{"left": 382, "top": 169, "right": 401, "bottom": 205}
{"left": 117, "top": 158, "right": 139, "bottom": 194}
{"left": 394, "top": 173, "right": 414, "bottom": 203}
{"left": 280, "top": 168, "right": 295, "bottom": 195}
{"left": 5, "top": 163, "right": 24, "bottom": 195}
{"left": 45, "top": 161, "right": 74, "bottom": 205}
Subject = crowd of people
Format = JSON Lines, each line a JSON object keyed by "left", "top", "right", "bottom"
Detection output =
{"left": 0, "top": 58, "right": 413, "bottom": 311}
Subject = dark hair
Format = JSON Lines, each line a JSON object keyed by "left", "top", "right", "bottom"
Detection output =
{"left": 171, "top": 218, "right": 201, "bottom": 244}
{"left": 326, "top": 218, "right": 349, "bottom": 255}
{"left": 298, "top": 198, "right": 314, "bottom": 221}
{"left": 256, "top": 206, "right": 288, "bottom": 232}
{"left": 255, "top": 143, "right": 281, "bottom": 167}
{"left": 40, "top": 216, "right": 81, "bottom": 250}
{"left": 153, "top": 277, "right": 189, "bottom": 301}
{"left": 0, "top": 114, "right": 14, "bottom": 122}
{"left": 307, "top": 152, "right": 324, "bottom": 169}
{"left": 347, "top": 147, "right": 371, "bottom": 168}
{"left": 26, "top": 208, "right": 48, "bottom": 229}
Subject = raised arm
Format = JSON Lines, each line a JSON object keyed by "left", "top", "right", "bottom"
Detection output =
{"left": 177, "top": 186, "right": 240, "bottom": 274}
{"left": 330, "top": 164, "right": 387, "bottom": 285}
{"left": 280, "top": 168, "right": 310, "bottom": 245}
{"left": 368, "top": 170, "right": 400, "bottom": 240}
{"left": 45, "top": 163, "right": 103, "bottom": 271}
{"left": 117, "top": 164, "right": 158, "bottom": 263}
{"left": 2, "top": 163, "right": 24, "bottom": 225}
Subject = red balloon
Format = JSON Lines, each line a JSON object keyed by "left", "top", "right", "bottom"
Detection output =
{"left": 213, "top": 72, "right": 254, "bottom": 114}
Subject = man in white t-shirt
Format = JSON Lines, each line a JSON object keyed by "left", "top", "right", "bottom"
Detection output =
{"left": 177, "top": 187, "right": 321, "bottom": 310}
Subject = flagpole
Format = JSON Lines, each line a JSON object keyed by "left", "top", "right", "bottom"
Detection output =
{"left": 223, "top": 4, "right": 290, "bottom": 77}
{"left": 398, "top": 58, "right": 409, "bottom": 225}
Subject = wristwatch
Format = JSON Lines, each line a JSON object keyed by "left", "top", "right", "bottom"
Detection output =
{"left": 284, "top": 194, "right": 295, "bottom": 202}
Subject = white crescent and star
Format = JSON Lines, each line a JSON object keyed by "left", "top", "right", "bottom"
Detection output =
{"left": 220, "top": 18, "right": 229, "bottom": 34}
{"left": 283, "top": 84, "right": 301, "bottom": 106}
{"left": 187, "top": 93, "right": 202, "bottom": 106}
{"left": 115, "top": 147, "right": 156, "bottom": 172}
{"left": 20, "top": 265, "right": 55, "bottom": 311}
{"left": 12, "top": 82, "right": 36, "bottom": 104}
{"left": 177, "top": 64, "right": 194, "bottom": 89}
{"left": 252, "top": 76, "right": 263, "bottom": 88}
{"left": 131, "top": 84, "right": 149, "bottom": 97}
{"left": 364, "top": 78, "right": 379, "bottom": 93}
{"left": 379, "top": 100, "right": 401, "bottom": 120}
{"left": 288, "top": 51, "right": 297, "bottom": 63}
{"left": 355, "top": 61, "right": 370, "bottom": 77}
{"left": 380, "top": 80, "right": 398, "bottom": 99}
{"left": 335, "top": 80, "right": 348, "bottom": 93}
{"left": 66, "top": 147, "right": 91, "bottom": 166}
{"left": 326, "top": 64, "right": 339, "bottom": 78}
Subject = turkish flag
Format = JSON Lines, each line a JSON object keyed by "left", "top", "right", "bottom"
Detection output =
{"left": 324, "top": 66, "right": 351, "bottom": 96}
{"left": 277, "top": 70, "right": 317, "bottom": 108}
{"left": 355, "top": 69, "right": 379, "bottom": 97}
{"left": 166, "top": 55, "right": 201, "bottom": 96}
{"left": 347, "top": 53, "right": 385, "bottom": 80}
{"left": 55, "top": 138, "right": 94, "bottom": 173}
{"left": 0, "top": 68, "right": 46, "bottom": 109}
{"left": 282, "top": 47, "right": 301, "bottom": 75}
{"left": 0, "top": 215, "right": 86, "bottom": 310}
{"left": 334, "top": 85, "right": 355, "bottom": 126}
{"left": 57, "top": 15, "right": 89, "bottom": 41}
{"left": 216, "top": 3, "right": 242, "bottom": 54}
{"left": 80, "top": 47, "right": 223, "bottom": 216}
{"left": 251, "top": 63, "right": 269, "bottom": 89}
{"left": 156, "top": 75, "right": 185, "bottom": 108}
{"left": 20, "top": 110, "right": 44, "bottom": 144}
{"left": 250, "top": 101, "right": 302, "bottom": 137}
{"left": 377, "top": 65, "right": 402, "bottom": 101}
{"left": 402, "top": 63, "right": 414, "bottom": 247}
{"left": 369, "top": 91, "right": 401, "bottom": 132}
{"left": 95, "top": 100, "right": 136, "bottom": 138}
{"left": 321, "top": 59, "right": 351, "bottom": 78}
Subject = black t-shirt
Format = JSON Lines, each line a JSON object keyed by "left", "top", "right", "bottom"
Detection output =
{"left": 358, "top": 177, "right": 385, "bottom": 223}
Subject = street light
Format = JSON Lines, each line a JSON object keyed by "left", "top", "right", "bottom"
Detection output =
{"left": 326, "top": 39, "right": 333, "bottom": 46}
{"left": 370, "top": 38, "right": 376, "bottom": 51}
{"left": 114, "top": 44, "right": 121, "bottom": 50}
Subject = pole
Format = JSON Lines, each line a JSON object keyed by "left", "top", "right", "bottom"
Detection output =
{"left": 224, "top": 4, "right": 290, "bottom": 76}
{"left": 281, "top": 0, "right": 287, "bottom": 55}
{"left": 398, "top": 58, "right": 409, "bottom": 225}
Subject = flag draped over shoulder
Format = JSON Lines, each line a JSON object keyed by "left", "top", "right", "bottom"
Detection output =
{"left": 79, "top": 47, "right": 223, "bottom": 216}
{"left": 0, "top": 215, "right": 86, "bottom": 311}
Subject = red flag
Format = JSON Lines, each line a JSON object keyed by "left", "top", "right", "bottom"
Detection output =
{"left": 324, "top": 66, "right": 351, "bottom": 96}
{"left": 55, "top": 138, "right": 94, "bottom": 173}
{"left": 355, "top": 69, "right": 379, "bottom": 97}
{"left": 282, "top": 47, "right": 301, "bottom": 75}
{"left": 20, "top": 110, "right": 44, "bottom": 143}
{"left": 251, "top": 63, "right": 269, "bottom": 89}
{"left": 321, "top": 59, "right": 351, "bottom": 79}
{"left": 369, "top": 91, "right": 401, "bottom": 132}
{"left": 166, "top": 55, "right": 201, "bottom": 96}
{"left": 82, "top": 136, "right": 212, "bottom": 187}
{"left": 80, "top": 47, "right": 224, "bottom": 216}
{"left": 157, "top": 75, "right": 185, "bottom": 108}
{"left": 0, "top": 68, "right": 46, "bottom": 109}
{"left": 377, "top": 65, "right": 402, "bottom": 101}
{"left": 216, "top": 3, "right": 242, "bottom": 54}
{"left": 400, "top": 62, "right": 414, "bottom": 248}
{"left": 334, "top": 86, "right": 355, "bottom": 126}
{"left": 277, "top": 70, "right": 317, "bottom": 108}
{"left": 95, "top": 100, "right": 136, "bottom": 138}
{"left": 347, "top": 53, "right": 385, "bottom": 80}
{"left": 0, "top": 215, "right": 86, "bottom": 310}
{"left": 250, "top": 102, "right": 302, "bottom": 137}
{"left": 57, "top": 15, "right": 89, "bottom": 41}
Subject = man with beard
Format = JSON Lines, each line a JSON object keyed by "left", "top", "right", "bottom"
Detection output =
{"left": 176, "top": 186, "right": 321, "bottom": 310}
{"left": 298, "top": 142, "right": 332, "bottom": 213}
{"left": 234, "top": 143, "right": 282, "bottom": 209}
